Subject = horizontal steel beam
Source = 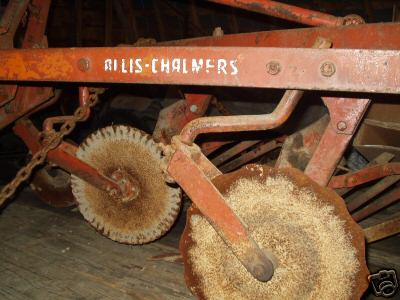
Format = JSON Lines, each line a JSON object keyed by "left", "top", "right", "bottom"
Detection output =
{"left": 160, "top": 23, "right": 400, "bottom": 50}
{"left": 208, "top": 0, "right": 343, "bottom": 27}
{"left": 1, "top": 47, "right": 400, "bottom": 94}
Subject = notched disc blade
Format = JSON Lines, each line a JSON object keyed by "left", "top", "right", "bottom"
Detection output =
{"left": 181, "top": 164, "right": 369, "bottom": 299}
{"left": 71, "top": 125, "right": 181, "bottom": 244}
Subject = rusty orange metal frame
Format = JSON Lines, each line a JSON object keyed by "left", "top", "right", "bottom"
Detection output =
{"left": 167, "top": 138, "right": 275, "bottom": 282}
{"left": 1, "top": 12, "right": 400, "bottom": 131}
{"left": 22, "top": 0, "right": 51, "bottom": 49}
{"left": 0, "top": 0, "right": 53, "bottom": 129}
{"left": 13, "top": 119, "right": 122, "bottom": 195}
{"left": 153, "top": 93, "right": 212, "bottom": 144}
{"left": 0, "top": 0, "right": 30, "bottom": 49}
{"left": 304, "top": 97, "right": 370, "bottom": 186}
{"left": 0, "top": 0, "right": 30, "bottom": 106}
{"left": 208, "top": 0, "right": 348, "bottom": 27}
{"left": 329, "top": 163, "right": 400, "bottom": 189}
{"left": 180, "top": 90, "right": 302, "bottom": 144}
{"left": 0, "top": 46, "right": 400, "bottom": 93}
{"left": 161, "top": 22, "right": 400, "bottom": 50}
{"left": 1, "top": 0, "right": 399, "bottom": 287}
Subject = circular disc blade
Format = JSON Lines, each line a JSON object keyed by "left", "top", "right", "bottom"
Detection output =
{"left": 71, "top": 125, "right": 181, "bottom": 244}
{"left": 181, "top": 164, "right": 369, "bottom": 299}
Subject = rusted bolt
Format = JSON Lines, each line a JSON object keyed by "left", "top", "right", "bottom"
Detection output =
{"left": 109, "top": 188, "right": 119, "bottom": 197}
{"left": 343, "top": 14, "right": 365, "bottom": 26}
{"left": 336, "top": 121, "right": 347, "bottom": 131}
{"left": 266, "top": 61, "right": 281, "bottom": 75}
{"left": 78, "top": 58, "right": 90, "bottom": 72}
{"left": 320, "top": 61, "right": 336, "bottom": 77}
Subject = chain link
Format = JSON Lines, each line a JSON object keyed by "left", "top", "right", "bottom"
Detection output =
{"left": 0, "top": 90, "right": 100, "bottom": 206}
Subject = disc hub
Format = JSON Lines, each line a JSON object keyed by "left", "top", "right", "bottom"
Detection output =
{"left": 71, "top": 125, "right": 181, "bottom": 244}
{"left": 110, "top": 169, "right": 140, "bottom": 203}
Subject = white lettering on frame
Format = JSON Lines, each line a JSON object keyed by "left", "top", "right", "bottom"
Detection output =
{"left": 103, "top": 58, "right": 239, "bottom": 76}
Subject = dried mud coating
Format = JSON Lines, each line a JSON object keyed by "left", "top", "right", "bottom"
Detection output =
{"left": 184, "top": 165, "right": 368, "bottom": 300}
{"left": 71, "top": 125, "right": 181, "bottom": 244}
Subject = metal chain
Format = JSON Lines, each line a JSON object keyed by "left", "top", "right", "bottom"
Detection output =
{"left": 0, "top": 89, "right": 100, "bottom": 206}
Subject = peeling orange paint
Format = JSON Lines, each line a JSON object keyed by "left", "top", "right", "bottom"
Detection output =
{"left": 38, "top": 52, "right": 74, "bottom": 78}
{"left": 0, "top": 47, "right": 399, "bottom": 94}
{"left": 0, "top": 53, "right": 39, "bottom": 79}
{"left": 0, "top": 51, "right": 73, "bottom": 80}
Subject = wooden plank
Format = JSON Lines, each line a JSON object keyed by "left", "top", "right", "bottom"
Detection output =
{"left": 364, "top": 214, "right": 400, "bottom": 243}
{"left": 1, "top": 190, "right": 399, "bottom": 299}
{"left": 0, "top": 191, "right": 192, "bottom": 299}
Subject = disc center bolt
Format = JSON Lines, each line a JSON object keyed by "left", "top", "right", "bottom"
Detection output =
{"left": 110, "top": 169, "right": 140, "bottom": 203}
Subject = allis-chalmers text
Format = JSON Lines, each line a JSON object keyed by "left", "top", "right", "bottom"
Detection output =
{"left": 104, "top": 58, "right": 239, "bottom": 75}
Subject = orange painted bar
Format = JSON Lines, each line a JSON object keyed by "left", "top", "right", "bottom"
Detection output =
{"left": 208, "top": 0, "right": 343, "bottom": 27}
{"left": 0, "top": 46, "right": 400, "bottom": 94}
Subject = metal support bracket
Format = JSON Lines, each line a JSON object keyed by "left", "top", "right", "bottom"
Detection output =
{"left": 304, "top": 98, "right": 370, "bottom": 186}
{"left": 167, "top": 136, "right": 275, "bottom": 282}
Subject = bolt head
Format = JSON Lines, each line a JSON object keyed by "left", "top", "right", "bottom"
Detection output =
{"left": 266, "top": 61, "right": 281, "bottom": 75}
{"left": 190, "top": 104, "right": 198, "bottom": 113}
{"left": 78, "top": 58, "right": 90, "bottom": 72}
{"left": 337, "top": 121, "right": 347, "bottom": 131}
{"left": 320, "top": 61, "right": 336, "bottom": 77}
{"left": 109, "top": 188, "right": 119, "bottom": 197}
{"left": 343, "top": 14, "right": 365, "bottom": 25}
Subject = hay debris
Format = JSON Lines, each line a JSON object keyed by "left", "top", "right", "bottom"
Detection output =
{"left": 188, "top": 175, "right": 359, "bottom": 299}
